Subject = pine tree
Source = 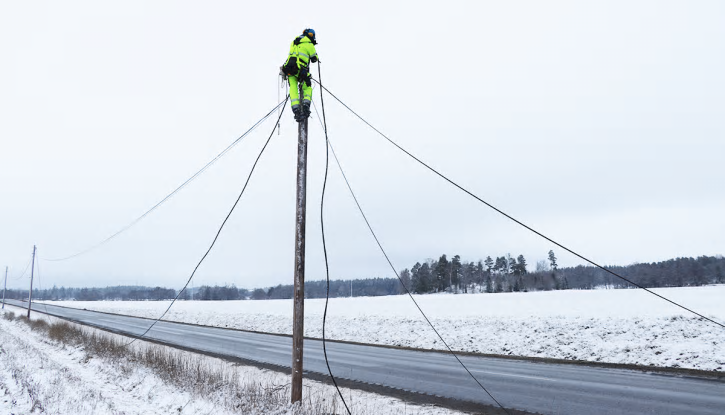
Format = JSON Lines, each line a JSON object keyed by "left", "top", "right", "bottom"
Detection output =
{"left": 516, "top": 254, "right": 528, "bottom": 275}
{"left": 476, "top": 260, "right": 485, "bottom": 288}
{"left": 411, "top": 263, "right": 423, "bottom": 293}
{"left": 451, "top": 255, "right": 462, "bottom": 292}
{"left": 435, "top": 255, "right": 449, "bottom": 292}
{"left": 548, "top": 250, "right": 558, "bottom": 271}
{"left": 419, "top": 262, "right": 433, "bottom": 293}
{"left": 461, "top": 261, "right": 476, "bottom": 293}
{"left": 484, "top": 256, "right": 494, "bottom": 274}
{"left": 494, "top": 256, "right": 507, "bottom": 275}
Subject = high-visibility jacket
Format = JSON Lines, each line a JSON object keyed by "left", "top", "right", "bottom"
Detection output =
{"left": 286, "top": 35, "right": 318, "bottom": 70}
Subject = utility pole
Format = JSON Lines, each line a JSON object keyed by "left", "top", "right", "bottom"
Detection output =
{"left": 291, "top": 110, "right": 309, "bottom": 404}
{"left": 2, "top": 266, "right": 7, "bottom": 309}
{"left": 27, "top": 245, "right": 36, "bottom": 318}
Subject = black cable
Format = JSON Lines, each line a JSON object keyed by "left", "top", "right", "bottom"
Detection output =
{"left": 316, "top": 65, "right": 352, "bottom": 415}
{"left": 45, "top": 100, "right": 288, "bottom": 262}
{"left": 10, "top": 256, "right": 33, "bottom": 280}
{"left": 322, "top": 126, "right": 511, "bottom": 415}
{"left": 127, "top": 96, "right": 289, "bottom": 346}
{"left": 314, "top": 81, "right": 725, "bottom": 331}
{"left": 311, "top": 93, "right": 510, "bottom": 414}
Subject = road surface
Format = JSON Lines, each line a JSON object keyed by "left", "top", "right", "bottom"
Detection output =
{"left": 5, "top": 300, "right": 724, "bottom": 415}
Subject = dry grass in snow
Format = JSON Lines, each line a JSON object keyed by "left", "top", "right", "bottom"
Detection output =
{"left": 0, "top": 306, "right": 464, "bottom": 415}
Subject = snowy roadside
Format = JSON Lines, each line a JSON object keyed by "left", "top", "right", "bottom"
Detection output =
{"left": 0, "top": 306, "right": 464, "bottom": 415}
{"left": 43, "top": 285, "right": 725, "bottom": 372}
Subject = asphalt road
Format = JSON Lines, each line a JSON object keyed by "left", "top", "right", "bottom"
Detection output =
{"left": 5, "top": 300, "right": 725, "bottom": 415}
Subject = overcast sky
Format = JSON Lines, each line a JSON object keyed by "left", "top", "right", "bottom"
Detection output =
{"left": 1, "top": 1, "right": 723, "bottom": 291}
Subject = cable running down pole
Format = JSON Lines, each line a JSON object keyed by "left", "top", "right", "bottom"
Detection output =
{"left": 316, "top": 64, "right": 352, "bottom": 414}
{"left": 311, "top": 87, "right": 510, "bottom": 414}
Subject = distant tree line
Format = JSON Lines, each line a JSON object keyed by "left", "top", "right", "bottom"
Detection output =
{"left": 256, "top": 277, "right": 403, "bottom": 300}
{"left": 2, "top": 285, "right": 177, "bottom": 302}
{"left": 4, "top": 254, "right": 722, "bottom": 302}
{"left": 181, "top": 285, "right": 249, "bottom": 301}
{"left": 402, "top": 252, "right": 534, "bottom": 294}
{"left": 242, "top": 253, "right": 725, "bottom": 299}
{"left": 401, "top": 252, "right": 725, "bottom": 294}
{"left": 551, "top": 255, "right": 725, "bottom": 290}
{"left": 3, "top": 284, "right": 251, "bottom": 302}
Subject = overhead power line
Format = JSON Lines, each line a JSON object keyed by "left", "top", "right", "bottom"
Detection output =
{"left": 10, "top": 255, "right": 33, "bottom": 281}
{"left": 127, "top": 96, "right": 289, "bottom": 346}
{"left": 311, "top": 93, "right": 511, "bottom": 414}
{"left": 314, "top": 80, "right": 725, "bottom": 331}
{"left": 44, "top": 100, "right": 288, "bottom": 262}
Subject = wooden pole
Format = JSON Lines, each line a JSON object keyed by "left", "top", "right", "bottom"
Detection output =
{"left": 291, "top": 113, "right": 309, "bottom": 403}
{"left": 27, "top": 245, "right": 36, "bottom": 318}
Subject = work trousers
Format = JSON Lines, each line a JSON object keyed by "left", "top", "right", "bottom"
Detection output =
{"left": 288, "top": 75, "right": 312, "bottom": 110}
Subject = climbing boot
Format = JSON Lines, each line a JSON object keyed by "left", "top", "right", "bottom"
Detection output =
{"left": 302, "top": 101, "right": 311, "bottom": 119}
{"left": 292, "top": 106, "right": 304, "bottom": 122}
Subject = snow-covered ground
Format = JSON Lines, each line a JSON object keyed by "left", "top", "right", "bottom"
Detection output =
{"left": 0, "top": 305, "right": 463, "bottom": 415}
{"left": 44, "top": 285, "right": 725, "bottom": 371}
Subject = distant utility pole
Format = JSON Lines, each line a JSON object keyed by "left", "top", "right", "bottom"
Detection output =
{"left": 27, "top": 245, "right": 36, "bottom": 318}
{"left": 291, "top": 111, "right": 309, "bottom": 404}
{"left": 2, "top": 266, "right": 7, "bottom": 309}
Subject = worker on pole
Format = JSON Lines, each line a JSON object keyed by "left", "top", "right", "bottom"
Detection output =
{"left": 281, "top": 28, "right": 318, "bottom": 122}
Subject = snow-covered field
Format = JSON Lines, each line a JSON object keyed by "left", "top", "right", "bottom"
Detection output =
{"left": 45, "top": 286, "right": 725, "bottom": 371}
{"left": 0, "top": 305, "right": 463, "bottom": 415}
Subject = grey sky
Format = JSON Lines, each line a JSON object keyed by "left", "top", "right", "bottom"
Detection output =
{"left": 1, "top": 1, "right": 723, "bottom": 290}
